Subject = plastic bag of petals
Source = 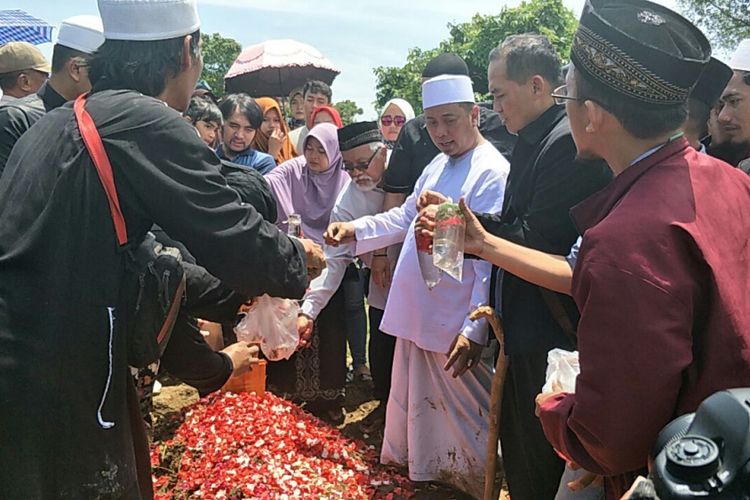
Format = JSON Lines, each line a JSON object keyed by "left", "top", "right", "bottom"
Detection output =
{"left": 235, "top": 294, "right": 300, "bottom": 361}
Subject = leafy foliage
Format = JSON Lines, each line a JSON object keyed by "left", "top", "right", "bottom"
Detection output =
{"left": 334, "top": 100, "right": 364, "bottom": 126}
{"left": 200, "top": 32, "right": 242, "bottom": 98}
{"left": 373, "top": 0, "right": 577, "bottom": 113}
{"left": 678, "top": 0, "right": 750, "bottom": 51}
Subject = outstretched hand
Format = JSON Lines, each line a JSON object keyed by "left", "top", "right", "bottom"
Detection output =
{"left": 324, "top": 222, "right": 356, "bottom": 247}
{"left": 297, "top": 314, "right": 314, "bottom": 349}
{"left": 300, "top": 238, "right": 326, "bottom": 280}
{"left": 222, "top": 341, "right": 260, "bottom": 376}
{"left": 415, "top": 204, "right": 438, "bottom": 253}
{"left": 458, "top": 197, "right": 488, "bottom": 257}
{"left": 417, "top": 190, "right": 448, "bottom": 211}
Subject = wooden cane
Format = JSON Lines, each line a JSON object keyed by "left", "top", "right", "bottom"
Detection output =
{"left": 469, "top": 306, "right": 508, "bottom": 500}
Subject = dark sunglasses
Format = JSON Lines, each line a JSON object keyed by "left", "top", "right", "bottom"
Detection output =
{"left": 343, "top": 148, "right": 379, "bottom": 172}
{"left": 381, "top": 115, "right": 406, "bottom": 127}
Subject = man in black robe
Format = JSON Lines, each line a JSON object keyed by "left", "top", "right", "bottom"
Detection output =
{"left": 476, "top": 35, "right": 611, "bottom": 499}
{"left": 0, "top": 0, "right": 323, "bottom": 497}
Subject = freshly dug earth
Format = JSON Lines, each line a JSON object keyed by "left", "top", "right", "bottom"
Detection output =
{"left": 152, "top": 378, "right": 502, "bottom": 499}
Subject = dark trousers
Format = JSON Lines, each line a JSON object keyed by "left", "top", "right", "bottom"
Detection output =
{"left": 367, "top": 306, "right": 396, "bottom": 402}
{"left": 342, "top": 264, "right": 368, "bottom": 368}
{"left": 500, "top": 351, "right": 565, "bottom": 500}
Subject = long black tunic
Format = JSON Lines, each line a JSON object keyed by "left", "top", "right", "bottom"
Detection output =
{"left": 475, "top": 105, "right": 612, "bottom": 355}
{"left": 0, "top": 89, "right": 307, "bottom": 498}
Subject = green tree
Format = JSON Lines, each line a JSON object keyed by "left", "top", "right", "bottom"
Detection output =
{"left": 335, "top": 100, "right": 364, "bottom": 126}
{"left": 200, "top": 33, "right": 242, "bottom": 98}
{"left": 373, "top": 0, "right": 577, "bottom": 113}
{"left": 677, "top": 0, "right": 750, "bottom": 51}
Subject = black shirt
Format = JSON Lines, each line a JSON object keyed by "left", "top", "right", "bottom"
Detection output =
{"left": 383, "top": 105, "right": 517, "bottom": 194}
{"left": 0, "top": 81, "right": 67, "bottom": 174}
{"left": 475, "top": 105, "right": 612, "bottom": 355}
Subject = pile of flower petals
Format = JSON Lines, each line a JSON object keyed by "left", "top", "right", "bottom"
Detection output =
{"left": 151, "top": 391, "right": 414, "bottom": 499}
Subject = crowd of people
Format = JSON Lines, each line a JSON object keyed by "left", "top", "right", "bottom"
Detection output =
{"left": 1, "top": 0, "right": 750, "bottom": 498}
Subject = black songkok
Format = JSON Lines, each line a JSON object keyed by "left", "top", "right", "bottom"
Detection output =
{"left": 691, "top": 57, "right": 733, "bottom": 108}
{"left": 338, "top": 121, "right": 382, "bottom": 151}
{"left": 422, "top": 53, "right": 469, "bottom": 78}
{"left": 572, "top": 0, "right": 711, "bottom": 105}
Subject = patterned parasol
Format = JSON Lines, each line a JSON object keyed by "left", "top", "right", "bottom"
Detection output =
{"left": 225, "top": 39, "right": 339, "bottom": 97}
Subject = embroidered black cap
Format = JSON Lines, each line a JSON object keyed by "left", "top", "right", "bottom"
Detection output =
{"left": 572, "top": 0, "right": 711, "bottom": 105}
{"left": 338, "top": 121, "right": 382, "bottom": 152}
{"left": 691, "top": 57, "right": 733, "bottom": 108}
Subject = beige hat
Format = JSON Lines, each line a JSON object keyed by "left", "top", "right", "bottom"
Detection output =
{"left": 0, "top": 41, "right": 51, "bottom": 75}
{"left": 98, "top": 0, "right": 200, "bottom": 42}
{"left": 57, "top": 15, "right": 104, "bottom": 54}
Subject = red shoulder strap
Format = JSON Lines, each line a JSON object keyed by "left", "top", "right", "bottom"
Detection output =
{"left": 74, "top": 94, "right": 128, "bottom": 246}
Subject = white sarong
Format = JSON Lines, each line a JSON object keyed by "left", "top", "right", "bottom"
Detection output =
{"left": 381, "top": 338, "right": 494, "bottom": 498}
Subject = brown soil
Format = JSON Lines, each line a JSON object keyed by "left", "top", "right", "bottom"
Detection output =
{"left": 152, "top": 375, "right": 506, "bottom": 499}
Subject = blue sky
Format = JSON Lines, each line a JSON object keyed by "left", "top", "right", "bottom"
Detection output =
{"left": 17, "top": 0, "right": 679, "bottom": 119}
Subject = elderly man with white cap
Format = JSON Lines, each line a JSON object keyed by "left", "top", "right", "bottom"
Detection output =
{"left": 326, "top": 74, "right": 509, "bottom": 497}
{"left": 0, "top": 0, "right": 324, "bottom": 498}
{"left": 719, "top": 38, "right": 750, "bottom": 172}
{"left": 0, "top": 15, "right": 104, "bottom": 174}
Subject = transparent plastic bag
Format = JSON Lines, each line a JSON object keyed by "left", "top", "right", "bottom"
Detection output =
{"left": 416, "top": 228, "right": 442, "bottom": 289}
{"left": 432, "top": 202, "right": 465, "bottom": 282}
{"left": 234, "top": 294, "right": 300, "bottom": 361}
{"left": 542, "top": 348, "right": 580, "bottom": 395}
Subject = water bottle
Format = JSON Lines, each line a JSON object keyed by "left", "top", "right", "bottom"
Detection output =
{"left": 432, "top": 202, "right": 465, "bottom": 282}
{"left": 286, "top": 213, "right": 302, "bottom": 238}
{"left": 416, "top": 230, "right": 442, "bottom": 289}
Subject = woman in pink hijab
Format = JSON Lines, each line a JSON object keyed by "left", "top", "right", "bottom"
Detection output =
{"left": 264, "top": 122, "right": 350, "bottom": 424}
{"left": 265, "top": 123, "right": 349, "bottom": 244}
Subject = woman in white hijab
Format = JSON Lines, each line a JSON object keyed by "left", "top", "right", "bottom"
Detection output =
{"left": 379, "top": 98, "right": 415, "bottom": 146}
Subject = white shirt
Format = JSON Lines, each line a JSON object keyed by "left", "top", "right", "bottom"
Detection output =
{"left": 352, "top": 141, "right": 510, "bottom": 353}
{"left": 301, "top": 180, "right": 387, "bottom": 319}
{"left": 0, "top": 94, "right": 17, "bottom": 105}
{"left": 289, "top": 125, "right": 309, "bottom": 153}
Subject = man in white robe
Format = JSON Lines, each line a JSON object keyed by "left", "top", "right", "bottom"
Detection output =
{"left": 326, "top": 75, "right": 510, "bottom": 497}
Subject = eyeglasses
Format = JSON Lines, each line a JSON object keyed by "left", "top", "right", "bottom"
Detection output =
{"left": 551, "top": 85, "right": 585, "bottom": 106}
{"left": 343, "top": 148, "right": 380, "bottom": 172}
{"left": 380, "top": 115, "right": 406, "bottom": 127}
